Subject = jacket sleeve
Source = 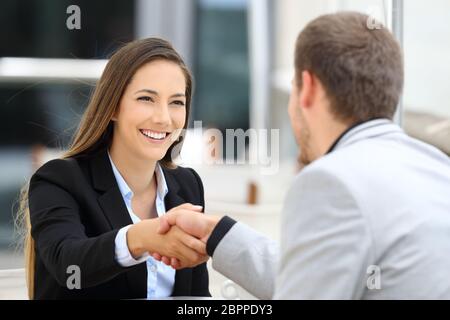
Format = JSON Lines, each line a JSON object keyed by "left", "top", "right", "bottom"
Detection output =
{"left": 28, "top": 159, "right": 130, "bottom": 289}
{"left": 274, "top": 167, "right": 373, "bottom": 299}
{"left": 211, "top": 221, "right": 279, "bottom": 300}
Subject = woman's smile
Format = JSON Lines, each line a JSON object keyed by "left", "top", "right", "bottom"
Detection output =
{"left": 139, "top": 128, "right": 172, "bottom": 144}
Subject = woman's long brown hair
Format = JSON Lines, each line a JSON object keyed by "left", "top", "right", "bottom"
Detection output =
{"left": 16, "top": 38, "right": 193, "bottom": 299}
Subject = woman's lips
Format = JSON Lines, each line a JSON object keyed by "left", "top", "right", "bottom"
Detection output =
{"left": 139, "top": 129, "right": 171, "bottom": 143}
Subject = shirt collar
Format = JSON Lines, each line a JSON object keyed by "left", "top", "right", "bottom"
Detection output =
{"left": 107, "top": 151, "right": 168, "bottom": 202}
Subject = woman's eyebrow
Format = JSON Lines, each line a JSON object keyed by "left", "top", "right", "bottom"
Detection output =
{"left": 134, "top": 89, "right": 185, "bottom": 98}
{"left": 170, "top": 93, "right": 186, "bottom": 98}
{"left": 135, "top": 89, "right": 158, "bottom": 95}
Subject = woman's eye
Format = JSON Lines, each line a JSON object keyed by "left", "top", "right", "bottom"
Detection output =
{"left": 171, "top": 100, "right": 185, "bottom": 106}
{"left": 138, "top": 96, "right": 153, "bottom": 102}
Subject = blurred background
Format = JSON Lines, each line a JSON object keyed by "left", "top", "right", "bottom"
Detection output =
{"left": 0, "top": 0, "right": 449, "bottom": 299}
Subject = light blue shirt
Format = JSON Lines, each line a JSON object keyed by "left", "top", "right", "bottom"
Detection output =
{"left": 109, "top": 153, "right": 176, "bottom": 299}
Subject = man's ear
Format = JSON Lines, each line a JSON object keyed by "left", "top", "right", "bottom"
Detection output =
{"left": 299, "top": 70, "right": 314, "bottom": 109}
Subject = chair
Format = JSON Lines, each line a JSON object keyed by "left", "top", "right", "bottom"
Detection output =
{"left": 0, "top": 268, "right": 28, "bottom": 300}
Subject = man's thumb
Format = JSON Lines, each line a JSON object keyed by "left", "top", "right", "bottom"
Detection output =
{"left": 157, "top": 216, "right": 171, "bottom": 234}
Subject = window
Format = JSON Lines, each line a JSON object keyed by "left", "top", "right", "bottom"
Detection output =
{"left": 193, "top": 0, "right": 250, "bottom": 132}
{"left": 0, "top": 0, "right": 135, "bottom": 253}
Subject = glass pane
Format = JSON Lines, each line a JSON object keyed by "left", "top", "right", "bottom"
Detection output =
{"left": 0, "top": 0, "right": 137, "bottom": 258}
{"left": 403, "top": 0, "right": 450, "bottom": 155}
{"left": 0, "top": 82, "right": 91, "bottom": 257}
{"left": 1, "top": 84, "right": 90, "bottom": 148}
{"left": 0, "top": 0, "right": 135, "bottom": 59}
{"left": 193, "top": 0, "right": 250, "bottom": 132}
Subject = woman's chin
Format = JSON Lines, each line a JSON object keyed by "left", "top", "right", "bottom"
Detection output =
{"left": 138, "top": 149, "right": 168, "bottom": 163}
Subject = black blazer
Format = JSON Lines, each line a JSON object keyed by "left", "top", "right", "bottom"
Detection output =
{"left": 28, "top": 148, "right": 210, "bottom": 299}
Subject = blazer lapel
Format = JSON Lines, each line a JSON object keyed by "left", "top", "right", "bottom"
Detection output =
{"left": 162, "top": 168, "right": 185, "bottom": 209}
{"left": 89, "top": 148, "right": 133, "bottom": 230}
{"left": 162, "top": 167, "right": 193, "bottom": 296}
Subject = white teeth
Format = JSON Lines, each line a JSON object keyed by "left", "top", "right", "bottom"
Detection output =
{"left": 141, "top": 130, "right": 167, "bottom": 140}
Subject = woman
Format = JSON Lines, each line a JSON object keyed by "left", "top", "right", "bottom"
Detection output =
{"left": 17, "top": 38, "right": 210, "bottom": 299}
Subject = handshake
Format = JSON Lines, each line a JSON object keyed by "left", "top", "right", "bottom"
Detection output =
{"left": 126, "top": 203, "right": 221, "bottom": 269}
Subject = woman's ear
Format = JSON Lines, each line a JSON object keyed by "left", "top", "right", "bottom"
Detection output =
{"left": 111, "top": 112, "right": 118, "bottom": 122}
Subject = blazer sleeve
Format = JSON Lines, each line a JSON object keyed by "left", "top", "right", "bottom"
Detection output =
{"left": 274, "top": 167, "right": 373, "bottom": 299}
{"left": 187, "top": 168, "right": 211, "bottom": 297}
{"left": 28, "top": 159, "right": 129, "bottom": 289}
{"left": 211, "top": 222, "right": 279, "bottom": 299}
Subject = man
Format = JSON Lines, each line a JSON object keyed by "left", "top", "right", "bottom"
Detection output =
{"left": 157, "top": 12, "right": 450, "bottom": 299}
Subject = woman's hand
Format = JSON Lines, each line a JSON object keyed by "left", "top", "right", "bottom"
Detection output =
{"left": 153, "top": 204, "right": 222, "bottom": 269}
{"left": 156, "top": 225, "right": 209, "bottom": 268}
{"left": 126, "top": 203, "right": 209, "bottom": 269}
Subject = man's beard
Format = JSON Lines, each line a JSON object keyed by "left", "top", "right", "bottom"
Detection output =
{"left": 298, "top": 112, "right": 313, "bottom": 168}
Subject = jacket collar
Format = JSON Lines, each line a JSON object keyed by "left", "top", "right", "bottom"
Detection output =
{"left": 327, "top": 118, "right": 404, "bottom": 154}
{"left": 161, "top": 167, "right": 186, "bottom": 209}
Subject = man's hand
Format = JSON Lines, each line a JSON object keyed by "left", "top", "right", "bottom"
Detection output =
{"left": 152, "top": 203, "right": 222, "bottom": 268}
{"left": 126, "top": 203, "right": 211, "bottom": 269}
{"left": 157, "top": 204, "right": 217, "bottom": 242}
{"left": 154, "top": 224, "right": 209, "bottom": 268}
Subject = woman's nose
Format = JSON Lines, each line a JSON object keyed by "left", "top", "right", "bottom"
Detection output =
{"left": 152, "top": 103, "right": 171, "bottom": 125}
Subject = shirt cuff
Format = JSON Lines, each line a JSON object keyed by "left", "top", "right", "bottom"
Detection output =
{"left": 206, "top": 216, "right": 237, "bottom": 257}
{"left": 114, "top": 225, "right": 149, "bottom": 267}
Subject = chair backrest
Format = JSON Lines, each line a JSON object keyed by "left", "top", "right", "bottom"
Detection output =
{"left": 0, "top": 268, "right": 28, "bottom": 300}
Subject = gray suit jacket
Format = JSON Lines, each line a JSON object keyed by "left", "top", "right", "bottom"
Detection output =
{"left": 211, "top": 119, "right": 450, "bottom": 299}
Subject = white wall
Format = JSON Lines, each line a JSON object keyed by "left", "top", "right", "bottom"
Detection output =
{"left": 273, "top": 0, "right": 389, "bottom": 72}
{"left": 273, "top": 0, "right": 450, "bottom": 122}
{"left": 274, "top": 0, "right": 326, "bottom": 73}
{"left": 403, "top": 0, "right": 450, "bottom": 118}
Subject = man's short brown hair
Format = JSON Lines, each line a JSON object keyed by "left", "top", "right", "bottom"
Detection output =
{"left": 295, "top": 11, "right": 404, "bottom": 122}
